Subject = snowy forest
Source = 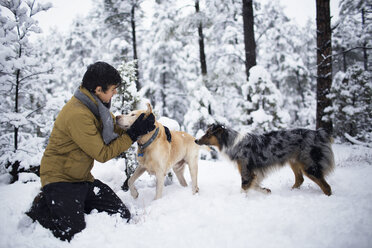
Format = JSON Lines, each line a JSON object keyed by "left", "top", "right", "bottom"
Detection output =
{"left": 0, "top": 0, "right": 371, "bottom": 183}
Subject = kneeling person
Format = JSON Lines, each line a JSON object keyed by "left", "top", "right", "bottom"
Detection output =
{"left": 25, "top": 61, "right": 155, "bottom": 241}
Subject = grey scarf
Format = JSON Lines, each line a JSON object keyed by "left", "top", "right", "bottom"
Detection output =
{"left": 74, "top": 87, "right": 118, "bottom": 144}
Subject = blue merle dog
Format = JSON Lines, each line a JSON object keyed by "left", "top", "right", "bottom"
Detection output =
{"left": 195, "top": 124, "right": 335, "bottom": 196}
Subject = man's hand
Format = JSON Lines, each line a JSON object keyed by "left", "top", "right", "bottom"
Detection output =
{"left": 126, "top": 113, "right": 156, "bottom": 141}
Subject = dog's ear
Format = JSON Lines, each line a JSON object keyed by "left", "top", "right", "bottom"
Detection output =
{"left": 145, "top": 103, "right": 153, "bottom": 117}
{"left": 209, "top": 123, "right": 224, "bottom": 133}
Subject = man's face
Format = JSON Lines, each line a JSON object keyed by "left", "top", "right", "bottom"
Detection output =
{"left": 95, "top": 85, "right": 118, "bottom": 103}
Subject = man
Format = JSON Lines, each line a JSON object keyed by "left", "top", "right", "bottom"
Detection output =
{"left": 25, "top": 61, "right": 155, "bottom": 241}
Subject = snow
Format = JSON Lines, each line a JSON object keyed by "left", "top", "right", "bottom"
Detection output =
{"left": 250, "top": 107, "right": 273, "bottom": 123}
{"left": 158, "top": 116, "right": 180, "bottom": 131}
{"left": 93, "top": 187, "right": 100, "bottom": 196}
{"left": 344, "top": 133, "right": 372, "bottom": 148}
{"left": 0, "top": 143, "right": 372, "bottom": 248}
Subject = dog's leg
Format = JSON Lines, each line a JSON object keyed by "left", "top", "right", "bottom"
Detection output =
{"left": 173, "top": 160, "right": 187, "bottom": 187}
{"left": 289, "top": 160, "right": 304, "bottom": 189}
{"left": 187, "top": 157, "right": 199, "bottom": 195}
{"left": 302, "top": 160, "right": 332, "bottom": 196}
{"left": 128, "top": 165, "right": 146, "bottom": 199}
{"left": 154, "top": 172, "right": 165, "bottom": 200}
{"left": 303, "top": 170, "right": 332, "bottom": 196}
{"left": 239, "top": 162, "right": 270, "bottom": 195}
{"left": 252, "top": 172, "right": 271, "bottom": 194}
{"left": 302, "top": 146, "right": 333, "bottom": 196}
{"left": 239, "top": 161, "right": 256, "bottom": 193}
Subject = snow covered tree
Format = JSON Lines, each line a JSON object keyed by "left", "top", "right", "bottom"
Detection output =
{"left": 103, "top": 0, "right": 143, "bottom": 89}
{"left": 62, "top": 18, "right": 98, "bottom": 92}
{"left": 140, "top": 0, "right": 190, "bottom": 125}
{"left": 241, "top": 66, "right": 290, "bottom": 132}
{"left": 199, "top": 0, "right": 246, "bottom": 127}
{"left": 0, "top": 0, "right": 52, "bottom": 182}
{"left": 255, "top": 1, "right": 316, "bottom": 127}
{"left": 112, "top": 60, "right": 139, "bottom": 114}
{"left": 333, "top": 0, "right": 371, "bottom": 72}
{"left": 112, "top": 60, "right": 140, "bottom": 185}
{"left": 329, "top": 65, "right": 372, "bottom": 142}
{"left": 42, "top": 1, "right": 135, "bottom": 95}
{"left": 184, "top": 82, "right": 219, "bottom": 135}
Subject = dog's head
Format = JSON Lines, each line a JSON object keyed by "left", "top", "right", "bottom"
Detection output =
{"left": 116, "top": 103, "right": 153, "bottom": 130}
{"left": 195, "top": 123, "right": 226, "bottom": 149}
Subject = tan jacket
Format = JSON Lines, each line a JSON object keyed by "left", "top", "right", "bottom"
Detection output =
{"left": 40, "top": 87, "right": 132, "bottom": 187}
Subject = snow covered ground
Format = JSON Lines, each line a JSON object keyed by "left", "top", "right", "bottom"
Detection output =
{"left": 0, "top": 143, "right": 371, "bottom": 248}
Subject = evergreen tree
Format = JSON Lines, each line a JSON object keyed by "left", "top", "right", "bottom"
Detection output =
{"left": 329, "top": 66, "right": 372, "bottom": 142}
{"left": 256, "top": 0, "right": 316, "bottom": 127}
{"left": 103, "top": 0, "right": 143, "bottom": 88}
{"left": 141, "top": 0, "right": 189, "bottom": 125}
{"left": 184, "top": 81, "right": 222, "bottom": 135}
{"left": 241, "top": 66, "right": 290, "bottom": 132}
{"left": 333, "top": 0, "right": 371, "bottom": 72}
{"left": 113, "top": 60, "right": 140, "bottom": 183}
{"left": 0, "top": 0, "right": 52, "bottom": 182}
{"left": 201, "top": 0, "right": 246, "bottom": 128}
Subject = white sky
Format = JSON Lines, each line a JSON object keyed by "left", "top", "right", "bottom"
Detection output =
{"left": 280, "top": 0, "right": 340, "bottom": 26}
{"left": 35, "top": 0, "right": 93, "bottom": 34}
{"left": 34, "top": 0, "right": 340, "bottom": 36}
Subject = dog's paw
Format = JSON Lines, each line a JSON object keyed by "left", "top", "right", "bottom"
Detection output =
{"left": 130, "top": 188, "right": 139, "bottom": 199}
{"left": 263, "top": 188, "right": 271, "bottom": 194}
{"left": 192, "top": 186, "right": 199, "bottom": 195}
{"left": 292, "top": 184, "right": 302, "bottom": 189}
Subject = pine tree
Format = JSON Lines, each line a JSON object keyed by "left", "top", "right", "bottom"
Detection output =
{"left": 256, "top": 1, "right": 316, "bottom": 127}
{"left": 200, "top": 0, "right": 246, "bottom": 128}
{"left": 103, "top": 0, "right": 143, "bottom": 88}
{"left": 333, "top": 0, "right": 372, "bottom": 72}
{"left": 329, "top": 66, "right": 372, "bottom": 142}
{"left": 241, "top": 66, "right": 290, "bottom": 132}
{"left": 0, "top": 0, "right": 52, "bottom": 182}
{"left": 184, "top": 82, "right": 221, "bottom": 135}
{"left": 113, "top": 60, "right": 140, "bottom": 184}
{"left": 140, "top": 0, "right": 189, "bottom": 125}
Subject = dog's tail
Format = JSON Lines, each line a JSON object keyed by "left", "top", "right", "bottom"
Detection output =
{"left": 317, "top": 129, "right": 335, "bottom": 176}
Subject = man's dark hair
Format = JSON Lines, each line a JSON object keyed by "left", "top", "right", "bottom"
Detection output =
{"left": 82, "top": 61, "right": 122, "bottom": 93}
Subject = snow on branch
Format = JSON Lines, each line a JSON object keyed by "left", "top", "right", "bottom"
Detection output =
{"left": 344, "top": 133, "right": 372, "bottom": 148}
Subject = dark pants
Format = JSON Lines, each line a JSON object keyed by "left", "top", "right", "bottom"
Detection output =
{"left": 26, "top": 179, "right": 131, "bottom": 241}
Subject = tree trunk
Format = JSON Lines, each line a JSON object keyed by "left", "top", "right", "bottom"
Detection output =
{"left": 242, "top": 0, "right": 256, "bottom": 80}
{"left": 342, "top": 47, "right": 347, "bottom": 72}
{"left": 361, "top": 8, "right": 368, "bottom": 71}
{"left": 316, "top": 0, "right": 333, "bottom": 133}
{"left": 131, "top": 4, "right": 140, "bottom": 89}
{"left": 14, "top": 69, "right": 20, "bottom": 151}
{"left": 195, "top": 0, "right": 207, "bottom": 76}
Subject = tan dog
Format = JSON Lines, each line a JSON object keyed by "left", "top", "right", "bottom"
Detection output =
{"left": 116, "top": 103, "right": 200, "bottom": 200}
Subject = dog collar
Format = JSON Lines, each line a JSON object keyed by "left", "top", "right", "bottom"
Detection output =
{"left": 138, "top": 127, "right": 159, "bottom": 151}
